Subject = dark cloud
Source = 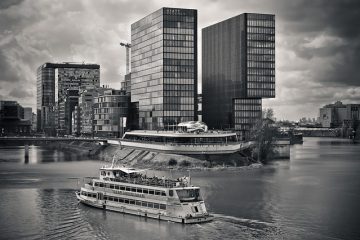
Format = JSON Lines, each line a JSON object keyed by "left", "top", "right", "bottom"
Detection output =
{"left": 9, "top": 87, "right": 33, "bottom": 98}
{"left": 0, "top": 0, "right": 23, "bottom": 9}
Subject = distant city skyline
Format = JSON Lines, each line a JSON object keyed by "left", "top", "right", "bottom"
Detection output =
{"left": 0, "top": 0, "right": 359, "bottom": 121}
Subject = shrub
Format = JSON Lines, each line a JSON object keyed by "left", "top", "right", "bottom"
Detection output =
{"left": 168, "top": 158, "right": 178, "bottom": 166}
{"left": 180, "top": 160, "right": 191, "bottom": 167}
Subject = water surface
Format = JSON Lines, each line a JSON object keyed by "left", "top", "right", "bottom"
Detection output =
{"left": 0, "top": 138, "right": 359, "bottom": 239}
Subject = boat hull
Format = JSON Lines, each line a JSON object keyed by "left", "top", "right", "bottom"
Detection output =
{"left": 76, "top": 192, "right": 213, "bottom": 224}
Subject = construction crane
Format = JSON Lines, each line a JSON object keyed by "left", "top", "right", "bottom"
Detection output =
{"left": 120, "top": 42, "right": 131, "bottom": 74}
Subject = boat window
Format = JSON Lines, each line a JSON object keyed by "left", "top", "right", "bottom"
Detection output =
{"left": 131, "top": 187, "right": 137, "bottom": 192}
{"left": 169, "top": 190, "right": 173, "bottom": 197}
{"left": 154, "top": 203, "right": 159, "bottom": 209}
{"left": 110, "top": 184, "right": 114, "bottom": 189}
{"left": 115, "top": 185, "right": 120, "bottom": 190}
{"left": 126, "top": 187, "right": 131, "bottom": 192}
{"left": 120, "top": 186, "right": 125, "bottom": 191}
{"left": 129, "top": 200, "right": 135, "bottom": 205}
{"left": 160, "top": 204, "right": 166, "bottom": 210}
{"left": 101, "top": 171, "right": 106, "bottom": 176}
{"left": 143, "top": 189, "right": 148, "bottom": 194}
{"left": 149, "top": 190, "right": 154, "bottom": 195}
{"left": 119, "top": 198, "right": 124, "bottom": 203}
{"left": 99, "top": 183, "right": 104, "bottom": 187}
{"left": 161, "top": 191, "right": 166, "bottom": 196}
{"left": 107, "top": 172, "right": 110, "bottom": 176}
{"left": 114, "top": 197, "right": 118, "bottom": 202}
{"left": 155, "top": 190, "right": 160, "bottom": 196}
{"left": 136, "top": 201, "right": 141, "bottom": 206}
{"left": 141, "top": 202, "right": 147, "bottom": 207}
{"left": 136, "top": 188, "right": 142, "bottom": 193}
{"left": 124, "top": 199, "right": 129, "bottom": 204}
{"left": 176, "top": 189, "right": 200, "bottom": 202}
{"left": 148, "top": 202, "right": 154, "bottom": 208}
{"left": 94, "top": 182, "right": 99, "bottom": 187}
{"left": 105, "top": 183, "right": 110, "bottom": 188}
{"left": 109, "top": 197, "right": 114, "bottom": 201}
{"left": 104, "top": 196, "right": 108, "bottom": 200}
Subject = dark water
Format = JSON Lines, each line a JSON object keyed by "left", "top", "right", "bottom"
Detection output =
{"left": 0, "top": 138, "right": 359, "bottom": 240}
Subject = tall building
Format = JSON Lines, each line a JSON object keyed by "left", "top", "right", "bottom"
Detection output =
{"left": 58, "top": 89, "right": 79, "bottom": 135}
{"left": 202, "top": 13, "right": 275, "bottom": 137}
{"left": 36, "top": 62, "right": 100, "bottom": 135}
{"left": 131, "top": 7, "right": 198, "bottom": 130}
{"left": 93, "top": 89, "right": 129, "bottom": 137}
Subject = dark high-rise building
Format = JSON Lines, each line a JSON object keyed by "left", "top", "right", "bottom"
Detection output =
{"left": 131, "top": 7, "right": 198, "bottom": 130}
{"left": 202, "top": 13, "right": 275, "bottom": 137}
{"left": 36, "top": 62, "right": 100, "bottom": 135}
{"left": 0, "top": 101, "right": 31, "bottom": 136}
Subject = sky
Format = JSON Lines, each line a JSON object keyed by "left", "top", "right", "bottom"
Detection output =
{"left": 0, "top": 0, "right": 359, "bottom": 121}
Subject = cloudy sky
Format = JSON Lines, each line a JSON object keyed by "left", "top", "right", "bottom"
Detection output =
{"left": 0, "top": 0, "right": 359, "bottom": 121}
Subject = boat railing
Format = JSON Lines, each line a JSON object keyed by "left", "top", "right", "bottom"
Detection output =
{"left": 104, "top": 176, "right": 188, "bottom": 188}
{"left": 121, "top": 138, "right": 240, "bottom": 146}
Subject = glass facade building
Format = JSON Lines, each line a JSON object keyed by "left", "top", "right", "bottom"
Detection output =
{"left": 131, "top": 7, "right": 197, "bottom": 130}
{"left": 202, "top": 13, "right": 275, "bottom": 136}
{"left": 93, "top": 89, "right": 129, "bottom": 138}
{"left": 36, "top": 62, "right": 100, "bottom": 136}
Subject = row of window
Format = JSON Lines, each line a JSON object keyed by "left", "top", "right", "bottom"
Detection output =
{"left": 164, "top": 84, "right": 194, "bottom": 91}
{"left": 94, "top": 102, "right": 128, "bottom": 109}
{"left": 105, "top": 195, "right": 167, "bottom": 210}
{"left": 163, "top": 110, "right": 194, "bottom": 117}
{"left": 164, "top": 28, "right": 194, "bottom": 35}
{"left": 164, "top": 96, "right": 194, "bottom": 104}
{"left": 247, "top": 82, "right": 275, "bottom": 89}
{"left": 248, "top": 75, "right": 275, "bottom": 82}
{"left": 94, "top": 182, "right": 167, "bottom": 196}
{"left": 164, "top": 72, "right": 195, "bottom": 78}
{"left": 164, "top": 47, "right": 194, "bottom": 54}
{"left": 247, "top": 33, "right": 275, "bottom": 42}
{"left": 163, "top": 21, "right": 195, "bottom": 29}
{"left": 164, "top": 15, "right": 195, "bottom": 23}
{"left": 164, "top": 52, "right": 195, "bottom": 60}
{"left": 247, "top": 89, "right": 275, "bottom": 97}
{"left": 164, "top": 66, "right": 194, "bottom": 73}
{"left": 164, "top": 34, "right": 194, "bottom": 41}
{"left": 247, "top": 27, "right": 275, "bottom": 34}
{"left": 247, "top": 61, "right": 275, "bottom": 68}
{"left": 80, "top": 191, "right": 166, "bottom": 210}
{"left": 164, "top": 40, "right": 194, "bottom": 47}
{"left": 234, "top": 98, "right": 262, "bottom": 105}
{"left": 234, "top": 105, "right": 262, "bottom": 111}
{"left": 247, "top": 19, "right": 275, "bottom": 28}
{"left": 164, "top": 90, "right": 194, "bottom": 97}
{"left": 234, "top": 111, "right": 261, "bottom": 118}
{"left": 247, "top": 68, "right": 275, "bottom": 76}
{"left": 248, "top": 54, "right": 275, "bottom": 62}
{"left": 247, "top": 48, "right": 275, "bottom": 55}
{"left": 248, "top": 41, "right": 275, "bottom": 48}
{"left": 164, "top": 104, "right": 194, "bottom": 111}
{"left": 164, "top": 59, "right": 194, "bottom": 66}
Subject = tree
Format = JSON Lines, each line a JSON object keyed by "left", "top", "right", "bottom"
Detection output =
{"left": 250, "top": 108, "right": 279, "bottom": 164}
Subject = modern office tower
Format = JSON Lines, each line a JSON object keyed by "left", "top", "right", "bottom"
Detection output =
{"left": 36, "top": 62, "right": 100, "bottom": 135}
{"left": 131, "top": 7, "right": 198, "bottom": 130}
{"left": 202, "top": 13, "right": 275, "bottom": 137}
{"left": 93, "top": 89, "right": 129, "bottom": 137}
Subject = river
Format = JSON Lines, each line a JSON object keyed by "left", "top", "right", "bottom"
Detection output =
{"left": 0, "top": 138, "right": 359, "bottom": 240}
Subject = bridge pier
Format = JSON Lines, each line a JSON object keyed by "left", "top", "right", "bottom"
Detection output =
{"left": 24, "top": 144, "right": 29, "bottom": 164}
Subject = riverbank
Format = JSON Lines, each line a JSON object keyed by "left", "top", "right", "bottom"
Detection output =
{"left": 51, "top": 141, "right": 259, "bottom": 170}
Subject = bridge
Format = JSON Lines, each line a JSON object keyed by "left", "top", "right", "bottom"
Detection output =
{"left": 0, "top": 136, "right": 108, "bottom": 144}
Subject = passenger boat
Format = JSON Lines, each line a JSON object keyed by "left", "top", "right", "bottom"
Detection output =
{"left": 75, "top": 164, "right": 213, "bottom": 224}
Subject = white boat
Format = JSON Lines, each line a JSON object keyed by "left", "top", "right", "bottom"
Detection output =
{"left": 75, "top": 165, "right": 213, "bottom": 224}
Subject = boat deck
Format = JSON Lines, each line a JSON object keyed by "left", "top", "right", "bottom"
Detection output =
{"left": 100, "top": 175, "right": 189, "bottom": 188}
